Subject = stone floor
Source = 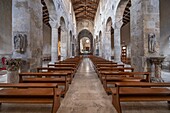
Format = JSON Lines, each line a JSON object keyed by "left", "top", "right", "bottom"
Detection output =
{"left": 0, "top": 58, "right": 170, "bottom": 113}
{"left": 57, "top": 58, "right": 116, "bottom": 113}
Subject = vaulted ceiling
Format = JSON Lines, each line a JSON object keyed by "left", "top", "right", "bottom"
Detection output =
{"left": 71, "top": 0, "right": 100, "bottom": 21}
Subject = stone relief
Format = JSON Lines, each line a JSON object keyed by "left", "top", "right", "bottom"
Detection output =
{"left": 14, "top": 32, "right": 27, "bottom": 54}
{"left": 148, "top": 33, "right": 156, "bottom": 53}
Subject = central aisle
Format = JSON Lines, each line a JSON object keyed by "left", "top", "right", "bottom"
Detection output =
{"left": 57, "top": 58, "right": 116, "bottom": 113}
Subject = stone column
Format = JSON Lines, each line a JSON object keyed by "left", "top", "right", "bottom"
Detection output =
{"left": 49, "top": 20, "right": 58, "bottom": 63}
{"left": 61, "top": 30, "right": 67, "bottom": 60}
{"left": 12, "top": 0, "right": 43, "bottom": 72}
{"left": 131, "top": 0, "right": 160, "bottom": 72}
{"left": 114, "top": 22, "right": 123, "bottom": 63}
{"left": 105, "top": 32, "right": 111, "bottom": 60}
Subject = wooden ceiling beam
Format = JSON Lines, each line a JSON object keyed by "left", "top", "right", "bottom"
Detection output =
{"left": 86, "top": 11, "right": 95, "bottom": 15}
{"left": 74, "top": 5, "right": 85, "bottom": 10}
{"left": 72, "top": 0, "right": 99, "bottom": 21}
{"left": 86, "top": 6, "right": 97, "bottom": 11}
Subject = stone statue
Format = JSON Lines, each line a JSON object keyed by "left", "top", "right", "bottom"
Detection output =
{"left": 148, "top": 33, "right": 156, "bottom": 53}
{"left": 14, "top": 33, "right": 27, "bottom": 54}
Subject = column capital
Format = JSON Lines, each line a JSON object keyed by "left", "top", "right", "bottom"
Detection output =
{"left": 114, "top": 21, "right": 123, "bottom": 29}
{"left": 49, "top": 20, "right": 58, "bottom": 28}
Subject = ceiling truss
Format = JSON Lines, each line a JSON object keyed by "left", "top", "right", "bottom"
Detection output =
{"left": 41, "top": 0, "right": 50, "bottom": 27}
{"left": 122, "top": 0, "right": 131, "bottom": 26}
{"left": 71, "top": 0, "right": 100, "bottom": 21}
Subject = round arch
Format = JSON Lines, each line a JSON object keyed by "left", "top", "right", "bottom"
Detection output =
{"left": 99, "top": 31, "right": 102, "bottom": 56}
{"left": 58, "top": 16, "right": 67, "bottom": 60}
{"left": 77, "top": 29, "right": 93, "bottom": 55}
{"left": 104, "top": 17, "right": 113, "bottom": 60}
{"left": 44, "top": 0, "right": 57, "bottom": 20}
{"left": 114, "top": 0, "right": 131, "bottom": 63}
{"left": 114, "top": 0, "right": 129, "bottom": 27}
{"left": 60, "top": 16, "right": 66, "bottom": 30}
{"left": 106, "top": 17, "right": 112, "bottom": 31}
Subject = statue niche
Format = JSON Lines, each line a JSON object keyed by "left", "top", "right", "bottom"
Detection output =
{"left": 148, "top": 33, "right": 156, "bottom": 53}
{"left": 14, "top": 33, "right": 27, "bottom": 54}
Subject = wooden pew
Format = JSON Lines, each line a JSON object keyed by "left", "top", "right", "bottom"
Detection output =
{"left": 111, "top": 82, "right": 170, "bottom": 113}
{"left": 102, "top": 72, "right": 150, "bottom": 93}
{"left": 19, "top": 72, "right": 70, "bottom": 95}
{"left": 0, "top": 83, "right": 61, "bottom": 113}
{"left": 48, "top": 64, "right": 76, "bottom": 68}
{"left": 97, "top": 67, "right": 134, "bottom": 80}
{"left": 96, "top": 64, "right": 124, "bottom": 68}
{"left": 47, "top": 64, "right": 77, "bottom": 75}
{"left": 37, "top": 67, "right": 74, "bottom": 83}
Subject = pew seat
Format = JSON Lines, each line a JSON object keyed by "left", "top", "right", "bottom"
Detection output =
{"left": 0, "top": 83, "right": 61, "bottom": 113}
{"left": 111, "top": 82, "right": 170, "bottom": 113}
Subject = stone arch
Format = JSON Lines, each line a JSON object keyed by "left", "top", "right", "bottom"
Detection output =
{"left": 114, "top": 0, "right": 129, "bottom": 25}
{"left": 60, "top": 16, "right": 66, "bottom": 30}
{"left": 78, "top": 29, "right": 93, "bottom": 55}
{"left": 113, "top": 0, "right": 130, "bottom": 63}
{"left": 105, "top": 17, "right": 113, "bottom": 60}
{"left": 115, "top": 0, "right": 131, "bottom": 63}
{"left": 106, "top": 17, "right": 112, "bottom": 32}
{"left": 99, "top": 31, "right": 102, "bottom": 56}
{"left": 44, "top": 0, "right": 57, "bottom": 20}
{"left": 95, "top": 36, "right": 99, "bottom": 56}
{"left": 111, "top": 27, "right": 115, "bottom": 60}
{"left": 77, "top": 20, "right": 94, "bottom": 35}
{"left": 70, "top": 31, "right": 72, "bottom": 42}
{"left": 59, "top": 16, "right": 67, "bottom": 60}
{"left": 69, "top": 30, "right": 74, "bottom": 56}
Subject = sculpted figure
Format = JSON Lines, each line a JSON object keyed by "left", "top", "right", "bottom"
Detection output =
{"left": 14, "top": 33, "right": 27, "bottom": 53}
{"left": 148, "top": 33, "right": 156, "bottom": 53}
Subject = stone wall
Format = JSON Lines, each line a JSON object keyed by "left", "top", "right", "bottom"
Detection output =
{"left": 0, "top": 0, "right": 12, "bottom": 54}
{"left": 121, "top": 23, "right": 130, "bottom": 46}
{"left": 12, "top": 0, "right": 43, "bottom": 72}
{"left": 160, "top": 0, "right": 170, "bottom": 58}
{"left": 43, "top": 24, "right": 51, "bottom": 56}
{"left": 130, "top": 0, "right": 160, "bottom": 71}
{"left": 53, "top": 0, "right": 76, "bottom": 59}
{"left": 130, "top": 0, "right": 144, "bottom": 71}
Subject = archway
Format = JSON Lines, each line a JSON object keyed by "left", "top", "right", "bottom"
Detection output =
{"left": 41, "top": 0, "right": 51, "bottom": 61}
{"left": 58, "top": 16, "right": 67, "bottom": 60}
{"left": 72, "top": 35, "right": 75, "bottom": 56}
{"left": 114, "top": 0, "right": 130, "bottom": 63}
{"left": 111, "top": 27, "right": 114, "bottom": 60}
{"left": 120, "top": 0, "right": 131, "bottom": 64}
{"left": 69, "top": 31, "right": 74, "bottom": 57}
{"left": 58, "top": 26, "right": 61, "bottom": 60}
{"left": 80, "top": 37, "right": 91, "bottom": 55}
{"left": 78, "top": 29, "right": 93, "bottom": 55}
{"left": 99, "top": 31, "right": 102, "bottom": 57}
{"left": 105, "top": 17, "right": 112, "bottom": 60}
{"left": 95, "top": 36, "right": 99, "bottom": 56}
